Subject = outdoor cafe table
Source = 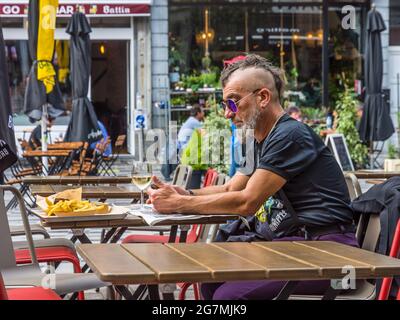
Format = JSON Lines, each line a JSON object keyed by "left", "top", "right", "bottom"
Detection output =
{"left": 40, "top": 213, "right": 235, "bottom": 245}
{"left": 23, "top": 175, "right": 132, "bottom": 185}
{"left": 349, "top": 170, "right": 400, "bottom": 179}
{"left": 23, "top": 150, "right": 73, "bottom": 175}
{"left": 76, "top": 241, "right": 400, "bottom": 300}
{"left": 47, "top": 142, "right": 84, "bottom": 150}
{"left": 29, "top": 184, "right": 141, "bottom": 200}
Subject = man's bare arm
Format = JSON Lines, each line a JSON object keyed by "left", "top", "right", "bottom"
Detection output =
{"left": 189, "top": 173, "right": 250, "bottom": 195}
{"left": 150, "top": 169, "right": 286, "bottom": 215}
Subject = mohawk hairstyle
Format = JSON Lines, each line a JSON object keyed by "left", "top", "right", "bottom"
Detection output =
{"left": 220, "top": 54, "right": 286, "bottom": 101}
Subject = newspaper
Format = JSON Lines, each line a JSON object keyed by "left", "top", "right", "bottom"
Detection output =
{"left": 127, "top": 204, "right": 214, "bottom": 226}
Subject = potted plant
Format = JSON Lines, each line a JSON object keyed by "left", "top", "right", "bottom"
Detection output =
{"left": 335, "top": 88, "right": 368, "bottom": 169}
{"left": 180, "top": 108, "right": 231, "bottom": 188}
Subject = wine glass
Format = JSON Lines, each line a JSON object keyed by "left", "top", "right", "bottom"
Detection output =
{"left": 131, "top": 162, "right": 152, "bottom": 209}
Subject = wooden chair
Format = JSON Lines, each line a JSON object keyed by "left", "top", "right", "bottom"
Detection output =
{"left": 100, "top": 135, "right": 126, "bottom": 176}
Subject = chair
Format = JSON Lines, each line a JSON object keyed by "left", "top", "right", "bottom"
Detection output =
{"left": 172, "top": 165, "right": 193, "bottom": 189}
{"left": 100, "top": 135, "right": 126, "bottom": 176}
{"left": 0, "top": 271, "right": 61, "bottom": 300}
{"left": 178, "top": 170, "right": 224, "bottom": 300}
{"left": 0, "top": 185, "right": 108, "bottom": 300}
{"left": 202, "top": 168, "right": 218, "bottom": 187}
{"left": 289, "top": 209, "right": 381, "bottom": 300}
{"left": 344, "top": 172, "right": 362, "bottom": 201}
{"left": 378, "top": 218, "right": 400, "bottom": 300}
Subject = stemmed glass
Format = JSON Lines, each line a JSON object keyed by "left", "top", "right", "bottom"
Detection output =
{"left": 131, "top": 162, "right": 152, "bottom": 209}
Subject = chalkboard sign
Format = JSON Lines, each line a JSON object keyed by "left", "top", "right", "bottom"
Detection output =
{"left": 325, "top": 134, "right": 354, "bottom": 171}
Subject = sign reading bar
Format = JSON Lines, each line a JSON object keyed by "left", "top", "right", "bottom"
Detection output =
{"left": 0, "top": 2, "right": 150, "bottom": 17}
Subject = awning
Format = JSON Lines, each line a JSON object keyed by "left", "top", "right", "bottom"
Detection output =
{"left": 0, "top": 1, "right": 152, "bottom": 17}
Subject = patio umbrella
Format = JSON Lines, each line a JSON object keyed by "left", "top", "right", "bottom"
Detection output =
{"left": 358, "top": 6, "right": 394, "bottom": 166}
{"left": 24, "top": 0, "right": 64, "bottom": 172}
{"left": 0, "top": 22, "right": 17, "bottom": 177}
{"left": 64, "top": 12, "right": 103, "bottom": 144}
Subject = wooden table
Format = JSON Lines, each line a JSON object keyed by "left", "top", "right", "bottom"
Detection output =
{"left": 23, "top": 150, "right": 73, "bottom": 175}
{"left": 349, "top": 170, "right": 400, "bottom": 179}
{"left": 47, "top": 142, "right": 84, "bottom": 150}
{"left": 77, "top": 241, "right": 400, "bottom": 300}
{"left": 30, "top": 184, "right": 141, "bottom": 199}
{"left": 366, "top": 179, "right": 385, "bottom": 185}
{"left": 23, "top": 150, "right": 72, "bottom": 157}
{"left": 23, "top": 175, "right": 132, "bottom": 185}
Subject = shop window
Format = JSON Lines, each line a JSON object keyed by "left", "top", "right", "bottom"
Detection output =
{"left": 390, "top": 0, "right": 400, "bottom": 45}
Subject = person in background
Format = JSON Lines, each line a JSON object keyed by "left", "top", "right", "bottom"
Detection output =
{"left": 161, "top": 104, "right": 205, "bottom": 181}
{"left": 89, "top": 120, "right": 112, "bottom": 157}
{"left": 177, "top": 104, "right": 205, "bottom": 154}
{"left": 28, "top": 116, "right": 54, "bottom": 149}
{"left": 287, "top": 106, "right": 303, "bottom": 122}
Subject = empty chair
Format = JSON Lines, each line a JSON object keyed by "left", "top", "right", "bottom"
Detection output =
{"left": 0, "top": 271, "right": 61, "bottom": 300}
{"left": 172, "top": 165, "right": 193, "bottom": 189}
{"left": 0, "top": 185, "right": 108, "bottom": 300}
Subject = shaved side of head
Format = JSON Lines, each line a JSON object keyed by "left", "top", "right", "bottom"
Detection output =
{"left": 221, "top": 54, "right": 285, "bottom": 103}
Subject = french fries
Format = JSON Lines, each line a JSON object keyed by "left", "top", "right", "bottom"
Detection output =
{"left": 36, "top": 188, "right": 110, "bottom": 217}
{"left": 45, "top": 199, "right": 110, "bottom": 216}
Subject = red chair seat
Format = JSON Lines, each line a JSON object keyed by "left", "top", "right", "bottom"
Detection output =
{"left": 122, "top": 234, "right": 181, "bottom": 244}
{"left": 15, "top": 247, "right": 81, "bottom": 272}
{"left": 14, "top": 247, "right": 84, "bottom": 300}
{"left": 7, "top": 287, "right": 61, "bottom": 300}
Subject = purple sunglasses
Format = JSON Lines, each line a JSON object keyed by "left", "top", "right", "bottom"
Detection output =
{"left": 220, "top": 88, "right": 261, "bottom": 113}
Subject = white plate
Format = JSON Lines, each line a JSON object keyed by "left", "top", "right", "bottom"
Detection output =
{"left": 31, "top": 205, "right": 129, "bottom": 223}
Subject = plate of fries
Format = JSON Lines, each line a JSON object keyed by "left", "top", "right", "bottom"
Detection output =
{"left": 32, "top": 188, "right": 129, "bottom": 222}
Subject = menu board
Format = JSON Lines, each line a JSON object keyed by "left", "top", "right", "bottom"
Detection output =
{"left": 325, "top": 134, "right": 354, "bottom": 171}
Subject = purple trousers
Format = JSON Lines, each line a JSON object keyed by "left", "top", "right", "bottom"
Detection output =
{"left": 200, "top": 232, "right": 359, "bottom": 300}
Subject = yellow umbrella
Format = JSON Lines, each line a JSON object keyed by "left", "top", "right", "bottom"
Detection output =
{"left": 37, "top": 0, "right": 58, "bottom": 93}
{"left": 56, "top": 40, "right": 69, "bottom": 84}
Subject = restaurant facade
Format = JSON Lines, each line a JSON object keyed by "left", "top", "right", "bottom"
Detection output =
{"left": 0, "top": 0, "right": 167, "bottom": 155}
{"left": 2, "top": 0, "right": 400, "bottom": 156}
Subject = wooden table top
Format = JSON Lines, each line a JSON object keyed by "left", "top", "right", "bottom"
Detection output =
{"left": 23, "top": 150, "right": 72, "bottom": 157}
{"left": 365, "top": 179, "right": 385, "bottom": 185}
{"left": 23, "top": 175, "right": 132, "bottom": 185}
{"left": 76, "top": 241, "right": 400, "bottom": 285}
{"left": 349, "top": 170, "right": 400, "bottom": 179}
{"left": 47, "top": 142, "right": 84, "bottom": 150}
{"left": 30, "top": 184, "right": 141, "bottom": 199}
{"left": 41, "top": 213, "right": 236, "bottom": 230}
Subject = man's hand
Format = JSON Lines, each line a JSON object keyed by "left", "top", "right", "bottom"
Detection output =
{"left": 146, "top": 176, "right": 187, "bottom": 213}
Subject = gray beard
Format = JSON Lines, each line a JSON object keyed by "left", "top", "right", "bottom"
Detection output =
{"left": 242, "top": 108, "right": 261, "bottom": 132}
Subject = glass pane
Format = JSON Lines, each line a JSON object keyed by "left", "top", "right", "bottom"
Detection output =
{"left": 390, "top": 0, "right": 400, "bottom": 45}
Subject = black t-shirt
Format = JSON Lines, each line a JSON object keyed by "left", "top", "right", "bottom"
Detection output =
{"left": 239, "top": 113, "right": 354, "bottom": 228}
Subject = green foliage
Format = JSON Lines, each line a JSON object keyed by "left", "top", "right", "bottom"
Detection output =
{"left": 388, "top": 143, "right": 398, "bottom": 160}
{"left": 180, "top": 108, "right": 231, "bottom": 173}
{"left": 301, "top": 107, "right": 326, "bottom": 121}
{"left": 181, "top": 71, "right": 220, "bottom": 91}
{"left": 335, "top": 89, "right": 368, "bottom": 168}
{"left": 170, "top": 96, "right": 186, "bottom": 107}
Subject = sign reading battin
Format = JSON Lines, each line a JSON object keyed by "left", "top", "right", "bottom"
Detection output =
{"left": 0, "top": 2, "right": 150, "bottom": 17}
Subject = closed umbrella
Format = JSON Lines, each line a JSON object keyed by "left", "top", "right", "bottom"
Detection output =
{"left": 64, "top": 12, "right": 103, "bottom": 144}
{"left": 358, "top": 6, "right": 394, "bottom": 167}
{"left": 0, "top": 22, "right": 17, "bottom": 179}
{"left": 24, "top": 0, "right": 64, "bottom": 172}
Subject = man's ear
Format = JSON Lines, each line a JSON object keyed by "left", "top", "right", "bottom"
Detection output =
{"left": 259, "top": 88, "right": 272, "bottom": 108}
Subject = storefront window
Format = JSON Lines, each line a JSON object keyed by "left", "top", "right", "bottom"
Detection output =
{"left": 169, "top": 1, "right": 367, "bottom": 110}
{"left": 390, "top": 0, "right": 400, "bottom": 45}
